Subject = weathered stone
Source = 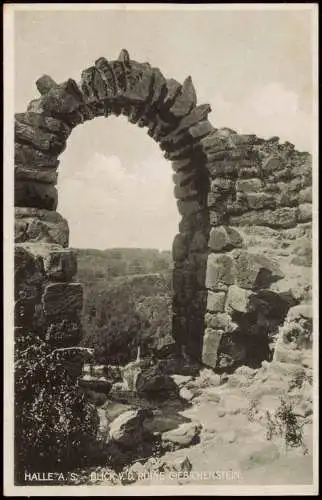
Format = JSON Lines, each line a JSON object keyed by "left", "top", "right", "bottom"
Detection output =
{"left": 161, "top": 422, "right": 201, "bottom": 450}
{"left": 189, "top": 120, "right": 214, "bottom": 139}
{"left": 229, "top": 207, "right": 298, "bottom": 229}
{"left": 179, "top": 210, "right": 209, "bottom": 232}
{"left": 168, "top": 104, "right": 211, "bottom": 137}
{"left": 287, "top": 304, "right": 312, "bottom": 321}
{"left": 298, "top": 187, "right": 312, "bottom": 204}
{"left": 173, "top": 169, "right": 196, "bottom": 187}
{"left": 205, "top": 312, "right": 237, "bottom": 332}
{"left": 206, "top": 160, "right": 238, "bottom": 178}
{"left": 298, "top": 203, "right": 312, "bottom": 222}
{"left": 177, "top": 199, "right": 204, "bottom": 217}
{"left": 210, "top": 178, "right": 235, "bottom": 193}
{"left": 205, "top": 253, "right": 235, "bottom": 291}
{"left": 163, "top": 78, "right": 182, "bottom": 108}
{"left": 27, "top": 79, "right": 84, "bottom": 117}
{"left": 15, "top": 121, "right": 66, "bottom": 155}
{"left": 190, "top": 230, "right": 208, "bottom": 252}
{"left": 109, "top": 409, "right": 153, "bottom": 448}
{"left": 236, "top": 178, "right": 263, "bottom": 193}
{"left": 15, "top": 180, "right": 58, "bottom": 210}
{"left": 246, "top": 193, "right": 277, "bottom": 210}
{"left": 202, "top": 328, "right": 223, "bottom": 368}
{"left": 225, "top": 285, "right": 253, "bottom": 313}
{"left": 164, "top": 144, "right": 194, "bottom": 161}
{"left": 15, "top": 166, "right": 58, "bottom": 185}
{"left": 45, "top": 319, "right": 83, "bottom": 348}
{"left": 43, "top": 247, "right": 77, "bottom": 281}
{"left": 174, "top": 181, "right": 198, "bottom": 200}
{"left": 15, "top": 112, "right": 71, "bottom": 139}
{"left": 36, "top": 74, "right": 58, "bottom": 95}
{"left": 206, "top": 291, "right": 226, "bottom": 313}
{"left": 135, "top": 366, "right": 180, "bottom": 399}
{"left": 171, "top": 157, "right": 195, "bottom": 172}
{"left": 15, "top": 143, "right": 60, "bottom": 169}
{"left": 15, "top": 208, "right": 69, "bottom": 247}
{"left": 169, "top": 76, "right": 197, "bottom": 118}
{"left": 172, "top": 233, "right": 191, "bottom": 261}
{"left": 42, "top": 282, "right": 83, "bottom": 317}
{"left": 170, "top": 374, "right": 193, "bottom": 387}
{"left": 208, "top": 226, "right": 243, "bottom": 252}
{"left": 179, "top": 387, "right": 194, "bottom": 401}
{"left": 232, "top": 249, "right": 284, "bottom": 290}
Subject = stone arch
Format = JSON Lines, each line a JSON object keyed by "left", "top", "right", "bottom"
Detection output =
{"left": 14, "top": 49, "right": 312, "bottom": 370}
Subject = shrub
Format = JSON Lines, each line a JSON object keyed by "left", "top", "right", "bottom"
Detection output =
{"left": 265, "top": 397, "right": 304, "bottom": 449}
{"left": 15, "top": 333, "right": 98, "bottom": 483}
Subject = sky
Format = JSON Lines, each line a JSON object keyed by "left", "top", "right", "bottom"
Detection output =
{"left": 13, "top": 5, "right": 316, "bottom": 250}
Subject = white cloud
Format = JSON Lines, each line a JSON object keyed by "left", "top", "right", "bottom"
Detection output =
{"left": 208, "top": 82, "right": 312, "bottom": 151}
{"left": 57, "top": 152, "right": 179, "bottom": 250}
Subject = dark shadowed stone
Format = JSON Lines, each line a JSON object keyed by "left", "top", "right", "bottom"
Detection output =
{"left": 202, "top": 328, "right": 223, "bottom": 368}
{"left": 232, "top": 249, "right": 284, "bottom": 290}
{"left": 298, "top": 187, "right": 312, "bottom": 204}
{"left": 34, "top": 245, "right": 77, "bottom": 281}
{"left": 27, "top": 79, "right": 84, "bottom": 118}
{"left": 174, "top": 181, "right": 199, "bottom": 200}
{"left": 171, "top": 158, "right": 195, "bottom": 172}
{"left": 173, "top": 169, "right": 196, "bottom": 187}
{"left": 15, "top": 143, "right": 60, "bottom": 169}
{"left": 210, "top": 178, "right": 235, "bottom": 193}
{"left": 15, "top": 181, "right": 58, "bottom": 210}
{"left": 15, "top": 112, "right": 71, "bottom": 140}
{"left": 177, "top": 199, "right": 204, "bottom": 217}
{"left": 208, "top": 226, "right": 243, "bottom": 251}
{"left": 15, "top": 208, "right": 69, "bottom": 247}
{"left": 15, "top": 166, "right": 58, "bottom": 185}
{"left": 42, "top": 282, "right": 83, "bottom": 318}
{"left": 190, "top": 230, "right": 208, "bottom": 252}
{"left": 109, "top": 408, "right": 153, "bottom": 448}
{"left": 179, "top": 210, "right": 209, "bottom": 232}
{"left": 206, "top": 253, "right": 235, "bottom": 291}
{"left": 206, "top": 291, "right": 226, "bottom": 313}
{"left": 15, "top": 121, "right": 66, "bottom": 155}
{"left": 172, "top": 233, "right": 191, "bottom": 261}
{"left": 169, "top": 76, "right": 197, "bottom": 118}
{"left": 135, "top": 366, "right": 180, "bottom": 400}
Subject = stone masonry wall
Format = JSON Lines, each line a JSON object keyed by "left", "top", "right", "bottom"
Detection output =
{"left": 14, "top": 50, "right": 312, "bottom": 372}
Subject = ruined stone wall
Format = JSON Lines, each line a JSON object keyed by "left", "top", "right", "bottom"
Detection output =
{"left": 200, "top": 131, "right": 312, "bottom": 370}
{"left": 14, "top": 50, "right": 312, "bottom": 371}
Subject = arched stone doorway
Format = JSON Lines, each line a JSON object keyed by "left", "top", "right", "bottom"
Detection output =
{"left": 15, "top": 50, "right": 310, "bottom": 370}
{"left": 15, "top": 49, "right": 214, "bottom": 362}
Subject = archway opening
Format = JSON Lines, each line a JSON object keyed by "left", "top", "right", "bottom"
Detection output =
{"left": 57, "top": 115, "right": 180, "bottom": 365}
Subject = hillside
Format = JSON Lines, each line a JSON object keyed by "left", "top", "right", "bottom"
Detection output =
{"left": 74, "top": 248, "right": 174, "bottom": 364}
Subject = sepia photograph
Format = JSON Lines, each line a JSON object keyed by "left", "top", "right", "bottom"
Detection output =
{"left": 3, "top": 3, "right": 318, "bottom": 496}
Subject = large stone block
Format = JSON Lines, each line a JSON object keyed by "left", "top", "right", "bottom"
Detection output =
{"left": 298, "top": 203, "right": 312, "bottom": 222}
{"left": 15, "top": 120, "right": 66, "bottom": 155}
{"left": 229, "top": 207, "right": 298, "bottom": 229}
{"left": 15, "top": 208, "right": 69, "bottom": 247}
{"left": 208, "top": 226, "right": 243, "bottom": 252}
{"left": 15, "top": 143, "right": 59, "bottom": 169}
{"left": 177, "top": 199, "right": 204, "bottom": 217}
{"left": 236, "top": 178, "right": 263, "bottom": 193}
{"left": 232, "top": 249, "right": 284, "bottom": 290}
{"left": 245, "top": 192, "right": 277, "bottom": 210}
{"left": 42, "top": 282, "right": 83, "bottom": 318}
{"left": 15, "top": 112, "right": 71, "bottom": 140}
{"left": 190, "top": 230, "right": 209, "bottom": 252}
{"left": 19, "top": 243, "right": 77, "bottom": 281}
{"left": 225, "top": 285, "right": 253, "bottom": 313}
{"left": 15, "top": 180, "right": 58, "bottom": 210}
{"left": 15, "top": 165, "right": 58, "bottom": 185}
{"left": 169, "top": 76, "right": 197, "bottom": 118}
{"left": 202, "top": 328, "right": 223, "bottom": 368}
{"left": 205, "top": 253, "right": 235, "bottom": 291}
{"left": 206, "top": 291, "right": 226, "bottom": 313}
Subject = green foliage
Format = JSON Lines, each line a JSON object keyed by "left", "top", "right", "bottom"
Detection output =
{"left": 265, "top": 397, "right": 304, "bottom": 448}
{"left": 15, "top": 333, "right": 98, "bottom": 481}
